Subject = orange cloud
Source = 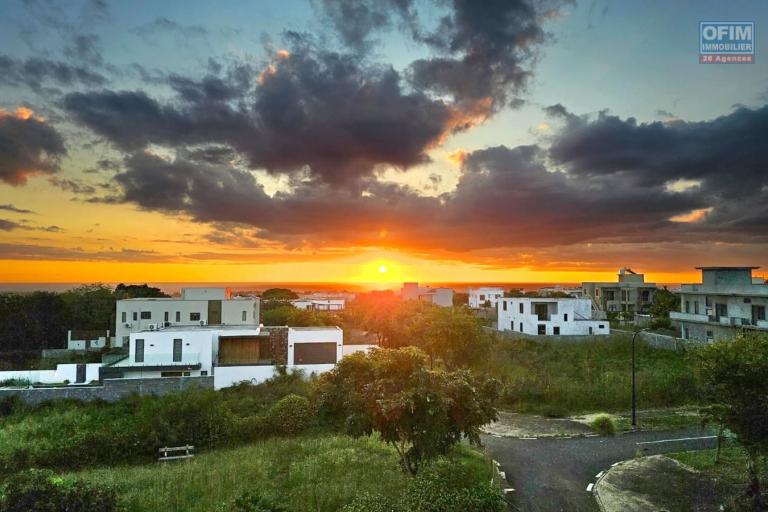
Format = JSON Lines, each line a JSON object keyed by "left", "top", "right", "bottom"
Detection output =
{"left": 669, "top": 207, "right": 713, "bottom": 223}
{"left": 0, "top": 106, "right": 44, "bottom": 122}
{"left": 446, "top": 149, "right": 468, "bottom": 167}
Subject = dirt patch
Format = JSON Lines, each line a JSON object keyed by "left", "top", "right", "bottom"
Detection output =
{"left": 595, "top": 455, "right": 730, "bottom": 512}
{"left": 483, "top": 411, "right": 595, "bottom": 438}
{"left": 571, "top": 412, "right": 622, "bottom": 427}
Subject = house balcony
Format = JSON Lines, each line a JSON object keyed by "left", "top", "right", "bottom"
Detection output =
{"left": 670, "top": 311, "right": 709, "bottom": 323}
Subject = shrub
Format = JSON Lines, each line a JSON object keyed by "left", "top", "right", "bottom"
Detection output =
{"left": 0, "top": 469, "right": 117, "bottom": 512}
{"left": 217, "top": 491, "right": 287, "bottom": 512}
{"left": 150, "top": 389, "right": 238, "bottom": 448}
{"left": 341, "top": 493, "right": 403, "bottom": 512}
{"left": 405, "top": 460, "right": 503, "bottom": 512}
{"left": 267, "top": 394, "right": 312, "bottom": 435}
{"left": 0, "top": 378, "right": 31, "bottom": 387}
{"left": 591, "top": 414, "right": 617, "bottom": 436}
{"left": 0, "top": 395, "right": 24, "bottom": 417}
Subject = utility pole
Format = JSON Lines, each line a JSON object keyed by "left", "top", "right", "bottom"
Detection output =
{"left": 631, "top": 328, "right": 647, "bottom": 430}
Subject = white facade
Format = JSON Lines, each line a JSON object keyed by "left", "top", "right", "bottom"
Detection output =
{"left": 290, "top": 298, "right": 345, "bottom": 311}
{"left": 497, "top": 297, "right": 610, "bottom": 336}
{"left": 66, "top": 330, "right": 111, "bottom": 350}
{"left": 468, "top": 287, "right": 504, "bottom": 308}
{"left": 401, "top": 283, "right": 454, "bottom": 307}
{"left": 0, "top": 363, "right": 102, "bottom": 386}
{"left": 109, "top": 325, "right": 357, "bottom": 389}
{"left": 671, "top": 267, "right": 768, "bottom": 342}
{"left": 537, "top": 285, "right": 585, "bottom": 298}
{"left": 114, "top": 287, "right": 259, "bottom": 347}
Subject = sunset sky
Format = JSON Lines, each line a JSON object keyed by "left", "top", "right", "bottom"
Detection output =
{"left": 1, "top": 0, "right": 767, "bottom": 286}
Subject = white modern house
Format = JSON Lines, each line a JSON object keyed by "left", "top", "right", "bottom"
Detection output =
{"left": 401, "top": 282, "right": 454, "bottom": 307}
{"left": 66, "top": 330, "right": 112, "bottom": 350}
{"left": 671, "top": 266, "right": 768, "bottom": 342}
{"left": 114, "top": 287, "right": 259, "bottom": 347}
{"left": 290, "top": 298, "right": 345, "bottom": 311}
{"left": 102, "top": 325, "right": 370, "bottom": 389}
{"left": 497, "top": 297, "right": 610, "bottom": 336}
{"left": 468, "top": 287, "right": 504, "bottom": 308}
{"left": 537, "top": 285, "right": 585, "bottom": 298}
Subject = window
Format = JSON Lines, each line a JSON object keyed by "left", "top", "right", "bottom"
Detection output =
{"left": 135, "top": 339, "right": 144, "bottom": 363}
{"left": 685, "top": 301, "right": 690, "bottom": 313}
{"left": 595, "top": 289, "right": 600, "bottom": 297}
{"left": 173, "top": 338, "right": 182, "bottom": 362}
{"left": 553, "top": 326, "right": 560, "bottom": 335}
{"left": 744, "top": 298, "right": 752, "bottom": 304}
{"left": 503, "top": 301, "right": 507, "bottom": 311}
{"left": 605, "top": 290, "right": 615, "bottom": 301}
{"left": 589, "top": 327, "right": 594, "bottom": 335}
{"left": 121, "top": 312, "right": 126, "bottom": 323}
{"left": 161, "top": 371, "right": 183, "bottom": 378}
{"left": 480, "top": 294, "right": 485, "bottom": 301}
{"left": 293, "top": 342, "right": 337, "bottom": 364}
{"left": 176, "top": 311, "right": 181, "bottom": 322}
{"left": 599, "top": 324, "right": 605, "bottom": 329}
{"left": 537, "top": 324, "right": 546, "bottom": 335}
{"left": 140, "top": 311, "right": 151, "bottom": 320}
{"left": 190, "top": 312, "right": 201, "bottom": 321}
{"left": 705, "top": 296, "right": 712, "bottom": 307}
{"left": 133, "top": 312, "right": 137, "bottom": 321}
{"left": 201, "top": 371, "right": 208, "bottom": 376}
{"left": 183, "top": 371, "right": 191, "bottom": 376}
{"left": 519, "top": 322, "right": 523, "bottom": 332}
{"left": 706, "top": 330, "right": 714, "bottom": 342}
{"left": 164, "top": 311, "right": 169, "bottom": 322}
{"left": 242, "top": 310, "right": 247, "bottom": 322}
{"left": 694, "top": 302, "right": 699, "bottom": 314}
{"left": 519, "top": 303, "right": 524, "bottom": 314}
{"left": 510, "top": 321, "right": 515, "bottom": 331}
{"left": 753, "top": 305, "right": 766, "bottom": 322}
{"left": 564, "top": 313, "right": 568, "bottom": 321}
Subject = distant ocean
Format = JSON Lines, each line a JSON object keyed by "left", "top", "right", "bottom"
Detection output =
{"left": 0, "top": 282, "right": 584, "bottom": 294}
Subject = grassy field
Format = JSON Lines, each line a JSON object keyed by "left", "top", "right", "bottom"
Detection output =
{"left": 486, "top": 334, "right": 699, "bottom": 415}
{"left": 70, "top": 435, "right": 495, "bottom": 512}
{"left": 670, "top": 444, "right": 766, "bottom": 486}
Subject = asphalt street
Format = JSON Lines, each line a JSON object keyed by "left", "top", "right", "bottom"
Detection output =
{"left": 483, "top": 427, "right": 717, "bottom": 512}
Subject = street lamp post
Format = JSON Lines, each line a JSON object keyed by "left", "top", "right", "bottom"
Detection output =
{"left": 631, "top": 328, "right": 647, "bottom": 430}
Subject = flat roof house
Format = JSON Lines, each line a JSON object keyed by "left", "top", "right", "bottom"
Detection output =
{"left": 290, "top": 298, "right": 345, "bottom": 311}
{"left": 582, "top": 268, "right": 657, "bottom": 314}
{"left": 497, "top": 297, "right": 610, "bottom": 337}
{"left": 114, "top": 287, "right": 259, "bottom": 347}
{"left": 401, "top": 282, "right": 454, "bottom": 307}
{"left": 468, "top": 287, "right": 504, "bottom": 308}
{"left": 671, "top": 267, "right": 768, "bottom": 342}
{"left": 102, "top": 325, "right": 360, "bottom": 389}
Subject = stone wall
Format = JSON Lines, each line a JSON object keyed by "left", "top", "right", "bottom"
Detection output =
{"left": 0, "top": 376, "right": 213, "bottom": 405}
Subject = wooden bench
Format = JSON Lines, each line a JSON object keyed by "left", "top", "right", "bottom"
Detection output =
{"left": 158, "top": 445, "right": 195, "bottom": 461}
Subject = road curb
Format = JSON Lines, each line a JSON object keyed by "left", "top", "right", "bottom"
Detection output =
{"left": 589, "top": 459, "right": 630, "bottom": 512}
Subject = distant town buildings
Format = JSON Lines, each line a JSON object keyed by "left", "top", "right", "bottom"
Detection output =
{"left": 401, "top": 282, "right": 454, "bottom": 307}
{"left": 497, "top": 297, "right": 610, "bottom": 336}
{"left": 114, "top": 287, "right": 260, "bottom": 347}
{"left": 537, "top": 285, "right": 584, "bottom": 298}
{"left": 468, "top": 287, "right": 504, "bottom": 308}
{"left": 671, "top": 266, "right": 768, "bottom": 342}
{"left": 582, "top": 268, "right": 657, "bottom": 314}
{"left": 290, "top": 298, "right": 345, "bottom": 311}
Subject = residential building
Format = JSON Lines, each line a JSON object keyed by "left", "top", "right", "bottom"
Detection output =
{"left": 497, "top": 297, "right": 610, "bottom": 336}
{"left": 290, "top": 298, "right": 345, "bottom": 311}
{"left": 468, "top": 287, "right": 504, "bottom": 308}
{"left": 114, "top": 287, "right": 260, "bottom": 347}
{"left": 401, "top": 282, "right": 454, "bottom": 307}
{"left": 671, "top": 267, "right": 768, "bottom": 342}
{"left": 582, "top": 268, "right": 657, "bottom": 314}
{"left": 102, "top": 325, "right": 369, "bottom": 389}
{"left": 537, "top": 285, "right": 584, "bottom": 298}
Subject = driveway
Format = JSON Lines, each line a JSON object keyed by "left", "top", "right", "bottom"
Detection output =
{"left": 483, "top": 427, "right": 716, "bottom": 512}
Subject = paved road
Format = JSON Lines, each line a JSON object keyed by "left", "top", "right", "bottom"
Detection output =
{"left": 483, "top": 428, "right": 716, "bottom": 512}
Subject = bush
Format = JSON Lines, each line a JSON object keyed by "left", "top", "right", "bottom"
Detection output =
{"left": 217, "top": 491, "right": 286, "bottom": 512}
{"left": 341, "top": 493, "right": 403, "bottom": 512}
{"left": 267, "top": 394, "right": 313, "bottom": 435}
{"left": 0, "top": 469, "right": 117, "bottom": 512}
{"left": 591, "top": 414, "right": 616, "bottom": 436}
{"left": 0, "top": 395, "right": 24, "bottom": 417}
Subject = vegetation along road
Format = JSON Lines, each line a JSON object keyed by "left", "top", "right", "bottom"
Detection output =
{"left": 484, "top": 427, "right": 716, "bottom": 512}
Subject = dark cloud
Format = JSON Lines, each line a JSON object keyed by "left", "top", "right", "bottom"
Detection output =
{"left": 0, "top": 55, "right": 106, "bottom": 91}
{"left": 0, "top": 204, "right": 35, "bottom": 214}
{"left": 0, "top": 219, "right": 23, "bottom": 231}
{"left": 0, "top": 109, "right": 66, "bottom": 185}
{"left": 319, "top": 0, "right": 562, "bottom": 110}
{"left": 0, "top": 218, "right": 63, "bottom": 233}
{"left": 63, "top": 41, "right": 452, "bottom": 185}
{"left": 63, "top": 33, "right": 103, "bottom": 66}
{"left": 131, "top": 17, "right": 208, "bottom": 40}
{"left": 49, "top": 176, "right": 96, "bottom": 194}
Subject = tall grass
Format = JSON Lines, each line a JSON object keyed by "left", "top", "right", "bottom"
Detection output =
{"left": 70, "top": 435, "right": 494, "bottom": 512}
{"left": 485, "top": 334, "right": 698, "bottom": 414}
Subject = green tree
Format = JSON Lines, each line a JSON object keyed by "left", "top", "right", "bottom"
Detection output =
{"left": 114, "top": 284, "right": 169, "bottom": 299}
{"left": 697, "top": 333, "right": 768, "bottom": 509}
{"left": 649, "top": 287, "right": 680, "bottom": 319}
{"left": 260, "top": 288, "right": 299, "bottom": 301}
{"left": 315, "top": 347, "right": 499, "bottom": 475}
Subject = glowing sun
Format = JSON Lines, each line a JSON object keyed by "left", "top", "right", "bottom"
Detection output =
{"left": 378, "top": 264, "right": 388, "bottom": 274}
